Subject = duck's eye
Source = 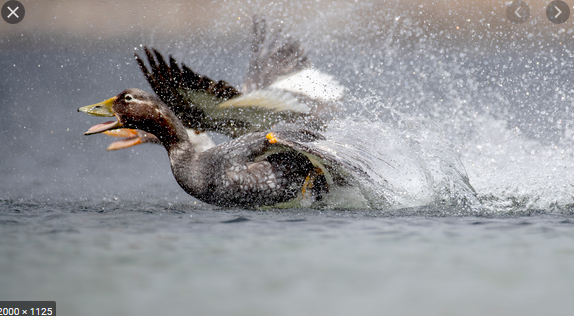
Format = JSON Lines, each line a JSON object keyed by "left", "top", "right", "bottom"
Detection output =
{"left": 124, "top": 94, "right": 134, "bottom": 102}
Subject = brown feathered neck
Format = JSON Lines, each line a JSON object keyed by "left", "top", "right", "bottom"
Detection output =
{"left": 113, "top": 88, "right": 190, "bottom": 152}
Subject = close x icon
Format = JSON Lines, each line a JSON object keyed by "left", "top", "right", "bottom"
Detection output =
{"left": 2, "top": 0, "right": 25, "bottom": 24}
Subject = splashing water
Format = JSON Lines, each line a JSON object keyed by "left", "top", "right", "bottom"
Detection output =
{"left": 299, "top": 108, "right": 478, "bottom": 210}
{"left": 461, "top": 115, "right": 574, "bottom": 212}
{"left": 312, "top": 98, "right": 574, "bottom": 213}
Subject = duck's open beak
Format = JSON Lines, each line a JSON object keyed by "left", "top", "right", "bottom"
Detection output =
{"left": 78, "top": 96, "right": 117, "bottom": 117}
{"left": 103, "top": 129, "right": 143, "bottom": 151}
{"left": 82, "top": 120, "right": 123, "bottom": 135}
{"left": 78, "top": 96, "right": 123, "bottom": 135}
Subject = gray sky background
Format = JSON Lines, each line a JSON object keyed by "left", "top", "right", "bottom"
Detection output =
{"left": 2, "top": 0, "right": 573, "bottom": 46}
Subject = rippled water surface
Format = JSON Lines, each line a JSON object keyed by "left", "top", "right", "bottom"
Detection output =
{"left": 1, "top": 200, "right": 574, "bottom": 315}
{"left": 3, "top": 1, "right": 574, "bottom": 314}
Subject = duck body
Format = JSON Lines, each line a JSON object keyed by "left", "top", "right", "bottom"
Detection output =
{"left": 80, "top": 88, "right": 344, "bottom": 208}
{"left": 170, "top": 132, "right": 317, "bottom": 207}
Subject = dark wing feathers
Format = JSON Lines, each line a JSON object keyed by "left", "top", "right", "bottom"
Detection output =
{"left": 136, "top": 47, "right": 241, "bottom": 104}
{"left": 135, "top": 47, "right": 246, "bottom": 134}
{"left": 242, "top": 17, "right": 310, "bottom": 93}
{"left": 136, "top": 46, "right": 321, "bottom": 137}
{"left": 133, "top": 19, "right": 333, "bottom": 138}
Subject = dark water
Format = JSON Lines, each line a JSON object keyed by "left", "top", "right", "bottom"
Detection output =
{"left": 3, "top": 2, "right": 574, "bottom": 315}
{"left": 1, "top": 200, "right": 574, "bottom": 315}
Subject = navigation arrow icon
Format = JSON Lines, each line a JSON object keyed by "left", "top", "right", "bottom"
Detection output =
{"left": 546, "top": 1, "right": 570, "bottom": 24}
{"left": 506, "top": 1, "right": 530, "bottom": 24}
{"left": 555, "top": 6, "right": 562, "bottom": 18}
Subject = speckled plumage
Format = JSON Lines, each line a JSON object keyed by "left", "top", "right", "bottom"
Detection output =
{"left": 171, "top": 132, "right": 317, "bottom": 207}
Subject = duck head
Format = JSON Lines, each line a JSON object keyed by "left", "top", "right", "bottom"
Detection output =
{"left": 78, "top": 88, "right": 187, "bottom": 147}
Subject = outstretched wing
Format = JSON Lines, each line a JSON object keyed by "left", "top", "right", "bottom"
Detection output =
{"left": 242, "top": 17, "right": 345, "bottom": 114}
{"left": 134, "top": 17, "right": 345, "bottom": 138}
{"left": 135, "top": 47, "right": 314, "bottom": 138}
{"left": 242, "top": 16, "right": 310, "bottom": 93}
{"left": 135, "top": 47, "right": 245, "bottom": 135}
